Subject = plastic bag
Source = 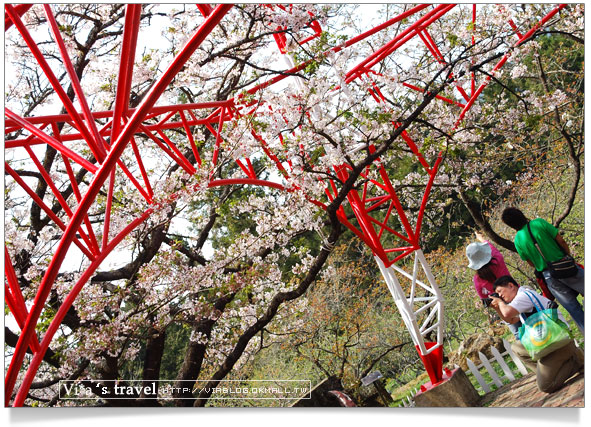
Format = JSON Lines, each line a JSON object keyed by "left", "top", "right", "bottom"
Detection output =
{"left": 519, "top": 308, "right": 572, "bottom": 361}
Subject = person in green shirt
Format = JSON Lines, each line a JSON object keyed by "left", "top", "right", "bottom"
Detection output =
{"left": 501, "top": 207, "right": 584, "bottom": 332}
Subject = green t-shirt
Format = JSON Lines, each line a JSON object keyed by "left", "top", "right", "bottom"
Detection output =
{"left": 514, "top": 218, "right": 564, "bottom": 272}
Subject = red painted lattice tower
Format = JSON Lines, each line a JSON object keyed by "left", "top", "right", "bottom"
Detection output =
{"left": 4, "top": 4, "right": 566, "bottom": 406}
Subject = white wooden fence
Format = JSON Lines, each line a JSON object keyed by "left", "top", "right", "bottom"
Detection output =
{"left": 396, "top": 338, "right": 580, "bottom": 406}
{"left": 460, "top": 338, "right": 528, "bottom": 394}
{"left": 397, "top": 338, "right": 531, "bottom": 406}
{"left": 397, "top": 387, "right": 419, "bottom": 407}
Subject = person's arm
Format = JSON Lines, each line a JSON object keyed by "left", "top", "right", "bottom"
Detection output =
{"left": 555, "top": 233, "right": 571, "bottom": 256}
{"left": 475, "top": 231, "right": 486, "bottom": 243}
{"left": 490, "top": 297, "right": 520, "bottom": 324}
{"left": 489, "top": 302, "right": 504, "bottom": 318}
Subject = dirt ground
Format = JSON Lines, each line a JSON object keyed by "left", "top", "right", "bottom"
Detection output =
{"left": 479, "top": 370, "right": 584, "bottom": 407}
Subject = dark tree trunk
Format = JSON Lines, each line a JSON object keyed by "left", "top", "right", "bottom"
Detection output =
{"left": 142, "top": 327, "right": 166, "bottom": 382}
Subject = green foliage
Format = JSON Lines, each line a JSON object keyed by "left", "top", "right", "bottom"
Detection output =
{"left": 36, "top": 307, "right": 57, "bottom": 334}
{"left": 304, "top": 59, "right": 321, "bottom": 76}
{"left": 446, "top": 33, "right": 459, "bottom": 47}
{"left": 160, "top": 323, "right": 192, "bottom": 379}
{"left": 235, "top": 243, "right": 424, "bottom": 406}
{"left": 238, "top": 145, "right": 584, "bottom": 406}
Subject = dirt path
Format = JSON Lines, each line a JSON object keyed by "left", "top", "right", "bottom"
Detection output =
{"left": 479, "top": 371, "right": 584, "bottom": 407}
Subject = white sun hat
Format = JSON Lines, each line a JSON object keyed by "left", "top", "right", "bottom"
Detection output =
{"left": 466, "top": 242, "right": 492, "bottom": 270}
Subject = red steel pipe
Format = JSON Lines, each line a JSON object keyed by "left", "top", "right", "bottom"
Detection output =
{"left": 5, "top": 5, "right": 106, "bottom": 163}
{"left": 346, "top": 5, "right": 454, "bottom": 82}
{"left": 101, "top": 169, "right": 116, "bottom": 251}
{"left": 156, "top": 129, "right": 196, "bottom": 174}
{"left": 358, "top": 4, "right": 456, "bottom": 78}
{"left": 180, "top": 110, "right": 202, "bottom": 166}
{"left": 5, "top": 108, "right": 98, "bottom": 173}
{"left": 44, "top": 5, "right": 109, "bottom": 158}
{"left": 338, "top": 4, "right": 431, "bottom": 52}
{"left": 4, "top": 249, "right": 40, "bottom": 353}
{"left": 415, "top": 153, "right": 443, "bottom": 238}
{"left": 111, "top": 5, "right": 142, "bottom": 144}
{"left": 12, "top": 209, "right": 154, "bottom": 406}
{"left": 56, "top": 143, "right": 101, "bottom": 255}
{"left": 4, "top": 3, "right": 32, "bottom": 31}
{"left": 4, "top": 100, "right": 234, "bottom": 129}
{"left": 4, "top": 163, "right": 96, "bottom": 260}
{"left": 137, "top": 123, "right": 193, "bottom": 167}
{"left": 197, "top": 4, "right": 213, "bottom": 18}
{"left": 334, "top": 166, "right": 389, "bottom": 262}
{"left": 24, "top": 146, "right": 100, "bottom": 255}
{"left": 5, "top": 4, "right": 233, "bottom": 404}
{"left": 129, "top": 137, "right": 155, "bottom": 198}
{"left": 4, "top": 249, "right": 28, "bottom": 323}
{"left": 402, "top": 82, "right": 466, "bottom": 108}
{"left": 455, "top": 4, "right": 567, "bottom": 128}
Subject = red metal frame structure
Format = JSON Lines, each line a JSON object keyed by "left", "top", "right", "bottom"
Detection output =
{"left": 4, "top": 4, "right": 566, "bottom": 406}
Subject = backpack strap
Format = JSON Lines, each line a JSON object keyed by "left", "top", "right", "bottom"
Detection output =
{"left": 521, "top": 288, "right": 545, "bottom": 312}
{"left": 518, "top": 289, "right": 545, "bottom": 324}
{"left": 526, "top": 222, "right": 549, "bottom": 263}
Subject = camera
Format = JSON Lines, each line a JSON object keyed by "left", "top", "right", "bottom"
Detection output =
{"left": 490, "top": 292, "right": 500, "bottom": 299}
{"left": 482, "top": 298, "right": 493, "bottom": 307}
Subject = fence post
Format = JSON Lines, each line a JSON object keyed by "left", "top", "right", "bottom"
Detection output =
{"left": 502, "top": 338, "right": 528, "bottom": 375}
{"left": 466, "top": 357, "right": 490, "bottom": 393}
{"left": 490, "top": 345, "right": 515, "bottom": 381}
{"left": 399, "top": 340, "right": 529, "bottom": 403}
{"left": 478, "top": 351, "right": 503, "bottom": 388}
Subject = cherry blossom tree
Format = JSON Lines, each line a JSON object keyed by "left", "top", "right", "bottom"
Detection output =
{"left": 4, "top": 3, "right": 581, "bottom": 407}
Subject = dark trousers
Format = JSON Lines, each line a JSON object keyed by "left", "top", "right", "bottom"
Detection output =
{"left": 511, "top": 339, "right": 583, "bottom": 393}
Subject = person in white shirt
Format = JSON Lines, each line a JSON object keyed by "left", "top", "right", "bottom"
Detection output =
{"left": 490, "top": 275, "right": 583, "bottom": 393}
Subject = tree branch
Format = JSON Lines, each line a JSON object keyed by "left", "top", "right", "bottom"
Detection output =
{"left": 458, "top": 190, "right": 516, "bottom": 252}
{"left": 535, "top": 55, "right": 582, "bottom": 227}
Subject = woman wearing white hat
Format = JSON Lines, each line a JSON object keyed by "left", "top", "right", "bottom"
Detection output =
{"left": 466, "top": 231, "right": 521, "bottom": 337}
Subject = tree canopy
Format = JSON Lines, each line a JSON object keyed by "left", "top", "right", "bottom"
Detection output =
{"left": 3, "top": 4, "right": 583, "bottom": 407}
